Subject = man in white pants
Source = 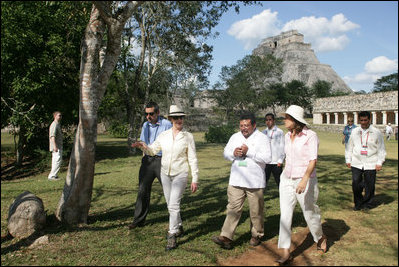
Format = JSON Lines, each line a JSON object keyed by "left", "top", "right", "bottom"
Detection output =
{"left": 48, "top": 111, "right": 63, "bottom": 180}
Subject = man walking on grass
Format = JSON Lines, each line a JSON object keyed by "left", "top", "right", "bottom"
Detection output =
{"left": 212, "top": 112, "right": 271, "bottom": 249}
{"left": 128, "top": 102, "right": 172, "bottom": 229}
{"left": 48, "top": 111, "right": 63, "bottom": 181}
{"left": 345, "top": 111, "right": 386, "bottom": 211}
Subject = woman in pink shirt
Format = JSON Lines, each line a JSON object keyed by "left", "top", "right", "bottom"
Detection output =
{"left": 276, "top": 105, "right": 327, "bottom": 265}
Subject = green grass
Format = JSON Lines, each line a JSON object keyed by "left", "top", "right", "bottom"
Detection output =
{"left": 1, "top": 130, "right": 398, "bottom": 266}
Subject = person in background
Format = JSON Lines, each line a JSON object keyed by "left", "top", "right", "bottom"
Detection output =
{"left": 345, "top": 111, "right": 386, "bottom": 211}
{"left": 262, "top": 113, "right": 285, "bottom": 188}
{"left": 132, "top": 105, "right": 198, "bottom": 251}
{"left": 342, "top": 117, "right": 357, "bottom": 150}
{"left": 212, "top": 112, "right": 271, "bottom": 250}
{"left": 48, "top": 111, "right": 63, "bottom": 181}
{"left": 276, "top": 105, "right": 327, "bottom": 265}
{"left": 128, "top": 102, "right": 172, "bottom": 229}
{"left": 385, "top": 123, "right": 393, "bottom": 141}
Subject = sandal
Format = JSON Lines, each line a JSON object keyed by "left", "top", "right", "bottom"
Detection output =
{"left": 275, "top": 254, "right": 293, "bottom": 265}
{"left": 317, "top": 235, "right": 327, "bottom": 253}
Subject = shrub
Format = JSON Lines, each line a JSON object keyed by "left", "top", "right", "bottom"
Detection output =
{"left": 108, "top": 122, "right": 129, "bottom": 138}
{"left": 205, "top": 124, "right": 236, "bottom": 143}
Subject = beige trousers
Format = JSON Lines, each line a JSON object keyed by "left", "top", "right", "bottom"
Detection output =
{"left": 220, "top": 185, "right": 264, "bottom": 240}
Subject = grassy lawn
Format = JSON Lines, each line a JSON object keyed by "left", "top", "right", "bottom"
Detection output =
{"left": 1, "top": 130, "right": 398, "bottom": 266}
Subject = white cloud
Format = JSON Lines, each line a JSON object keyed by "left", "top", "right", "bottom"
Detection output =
{"left": 364, "top": 56, "right": 398, "bottom": 74}
{"left": 227, "top": 9, "right": 281, "bottom": 50}
{"left": 281, "top": 13, "right": 359, "bottom": 52}
{"left": 343, "top": 73, "right": 380, "bottom": 84}
{"left": 343, "top": 56, "right": 398, "bottom": 91}
{"left": 228, "top": 9, "right": 360, "bottom": 52}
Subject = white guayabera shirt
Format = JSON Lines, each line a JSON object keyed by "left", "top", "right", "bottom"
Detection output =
{"left": 345, "top": 125, "right": 386, "bottom": 170}
{"left": 224, "top": 129, "right": 271, "bottom": 189}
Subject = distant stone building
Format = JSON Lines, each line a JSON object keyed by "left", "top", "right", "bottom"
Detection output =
{"left": 313, "top": 91, "right": 398, "bottom": 128}
{"left": 252, "top": 30, "right": 353, "bottom": 94}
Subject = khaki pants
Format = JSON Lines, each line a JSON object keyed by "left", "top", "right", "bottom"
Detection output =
{"left": 220, "top": 185, "right": 264, "bottom": 240}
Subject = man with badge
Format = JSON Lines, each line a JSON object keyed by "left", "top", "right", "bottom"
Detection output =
{"left": 211, "top": 112, "right": 271, "bottom": 249}
{"left": 345, "top": 111, "right": 386, "bottom": 211}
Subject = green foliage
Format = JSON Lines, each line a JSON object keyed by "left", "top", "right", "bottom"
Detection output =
{"left": 373, "top": 72, "right": 398, "bottom": 92}
{"left": 312, "top": 80, "right": 333, "bottom": 98}
{"left": 108, "top": 122, "right": 129, "bottom": 138}
{"left": 212, "top": 54, "right": 283, "bottom": 115}
{"left": 1, "top": 1, "right": 90, "bottom": 160}
{"left": 205, "top": 124, "right": 236, "bottom": 143}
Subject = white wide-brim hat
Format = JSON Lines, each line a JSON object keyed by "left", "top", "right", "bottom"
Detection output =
{"left": 282, "top": 105, "right": 308, "bottom": 125}
{"left": 168, "top": 105, "right": 186, "bottom": 118}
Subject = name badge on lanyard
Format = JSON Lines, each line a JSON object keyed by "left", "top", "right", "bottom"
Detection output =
{"left": 360, "top": 146, "right": 368, "bottom": 156}
{"left": 360, "top": 131, "right": 369, "bottom": 156}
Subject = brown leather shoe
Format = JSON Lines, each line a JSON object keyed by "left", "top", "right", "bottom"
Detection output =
{"left": 211, "top": 235, "right": 233, "bottom": 249}
{"left": 128, "top": 222, "right": 144, "bottom": 229}
{"left": 249, "top": 236, "right": 261, "bottom": 246}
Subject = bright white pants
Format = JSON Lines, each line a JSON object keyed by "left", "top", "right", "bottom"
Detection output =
{"left": 278, "top": 172, "right": 323, "bottom": 249}
{"left": 48, "top": 149, "right": 62, "bottom": 179}
{"left": 161, "top": 172, "right": 188, "bottom": 235}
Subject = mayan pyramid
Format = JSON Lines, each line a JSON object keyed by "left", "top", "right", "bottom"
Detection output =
{"left": 252, "top": 30, "right": 353, "bottom": 94}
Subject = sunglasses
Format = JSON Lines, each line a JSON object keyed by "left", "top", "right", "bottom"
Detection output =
{"left": 172, "top": 116, "right": 184, "bottom": 120}
{"left": 144, "top": 112, "right": 155, "bottom": 116}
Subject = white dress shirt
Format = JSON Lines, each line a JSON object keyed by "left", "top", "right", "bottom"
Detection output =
{"left": 224, "top": 129, "right": 272, "bottom": 188}
{"left": 262, "top": 126, "right": 285, "bottom": 164}
{"left": 143, "top": 129, "right": 199, "bottom": 183}
{"left": 345, "top": 125, "right": 386, "bottom": 170}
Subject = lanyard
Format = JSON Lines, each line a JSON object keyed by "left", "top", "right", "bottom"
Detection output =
{"left": 360, "top": 131, "right": 369, "bottom": 147}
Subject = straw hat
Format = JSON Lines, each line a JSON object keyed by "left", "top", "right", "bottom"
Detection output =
{"left": 168, "top": 105, "right": 186, "bottom": 118}
{"left": 282, "top": 105, "right": 308, "bottom": 125}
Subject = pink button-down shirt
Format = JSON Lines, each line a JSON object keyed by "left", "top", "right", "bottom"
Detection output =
{"left": 282, "top": 127, "right": 319, "bottom": 179}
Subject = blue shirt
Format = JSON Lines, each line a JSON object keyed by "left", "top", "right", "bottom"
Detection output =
{"left": 343, "top": 124, "right": 357, "bottom": 144}
{"left": 140, "top": 116, "right": 172, "bottom": 156}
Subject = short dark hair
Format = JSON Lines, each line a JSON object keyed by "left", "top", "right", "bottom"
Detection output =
{"left": 145, "top": 102, "right": 159, "bottom": 113}
{"left": 240, "top": 112, "right": 256, "bottom": 125}
{"left": 265, "top": 113, "right": 275, "bottom": 120}
{"left": 359, "top": 111, "right": 371, "bottom": 119}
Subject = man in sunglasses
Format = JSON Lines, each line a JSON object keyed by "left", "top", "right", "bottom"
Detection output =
{"left": 129, "top": 102, "right": 172, "bottom": 229}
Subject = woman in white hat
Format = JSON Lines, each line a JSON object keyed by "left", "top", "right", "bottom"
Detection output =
{"left": 276, "top": 105, "right": 327, "bottom": 264}
{"left": 132, "top": 105, "right": 198, "bottom": 251}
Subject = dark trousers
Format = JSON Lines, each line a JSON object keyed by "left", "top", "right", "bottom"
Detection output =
{"left": 351, "top": 167, "right": 376, "bottom": 209}
{"left": 265, "top": 164, "right": 282, "bottom": 188}
{"left": 132, "top": 155, "right": 162, "bottom": 225}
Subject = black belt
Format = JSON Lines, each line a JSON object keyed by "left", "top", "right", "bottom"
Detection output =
{"left": 144, "top": 155, "right": 161, "bottom": 159}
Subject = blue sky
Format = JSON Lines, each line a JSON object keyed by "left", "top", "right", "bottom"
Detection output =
{"left": 207, "top": 1, "right": 398, "bottom": 92}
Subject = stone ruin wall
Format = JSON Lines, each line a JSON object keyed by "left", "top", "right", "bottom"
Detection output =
{"left": 313, "top": 91, "right": 398, "bottom": 113}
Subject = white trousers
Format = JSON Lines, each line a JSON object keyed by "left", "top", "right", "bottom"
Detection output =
{"left": 278, "top": 172, "right": 323, "bottom": 249}
{"left": 161, "top": 171, "right": 188, "bottom": 235}
{"left": 48, "top": 149, "right": 62, "bottom": 179}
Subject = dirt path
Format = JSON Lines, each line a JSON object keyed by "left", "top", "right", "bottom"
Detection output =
{"left": 217, "top": 224, "right": 339, "bottom": 266}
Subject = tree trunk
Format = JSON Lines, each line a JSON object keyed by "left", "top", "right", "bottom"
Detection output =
{"left": 56, "top": 6, "right": 105, "bottom": 225}
{"left": 56, "top": 2, "right": 141, "bottom": 225}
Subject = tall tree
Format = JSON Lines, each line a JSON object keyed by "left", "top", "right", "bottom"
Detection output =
{"left": 56, "top": 2, "right": 142, "bottom": 225}
{"left": 373, "top": 72, "right": 398, "bottom": 92}
{"left": 107, "top": 1, "right": 257, "bottom": 148}
{"left": 1, "top": 1, "right": 90, "bottom": 166}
